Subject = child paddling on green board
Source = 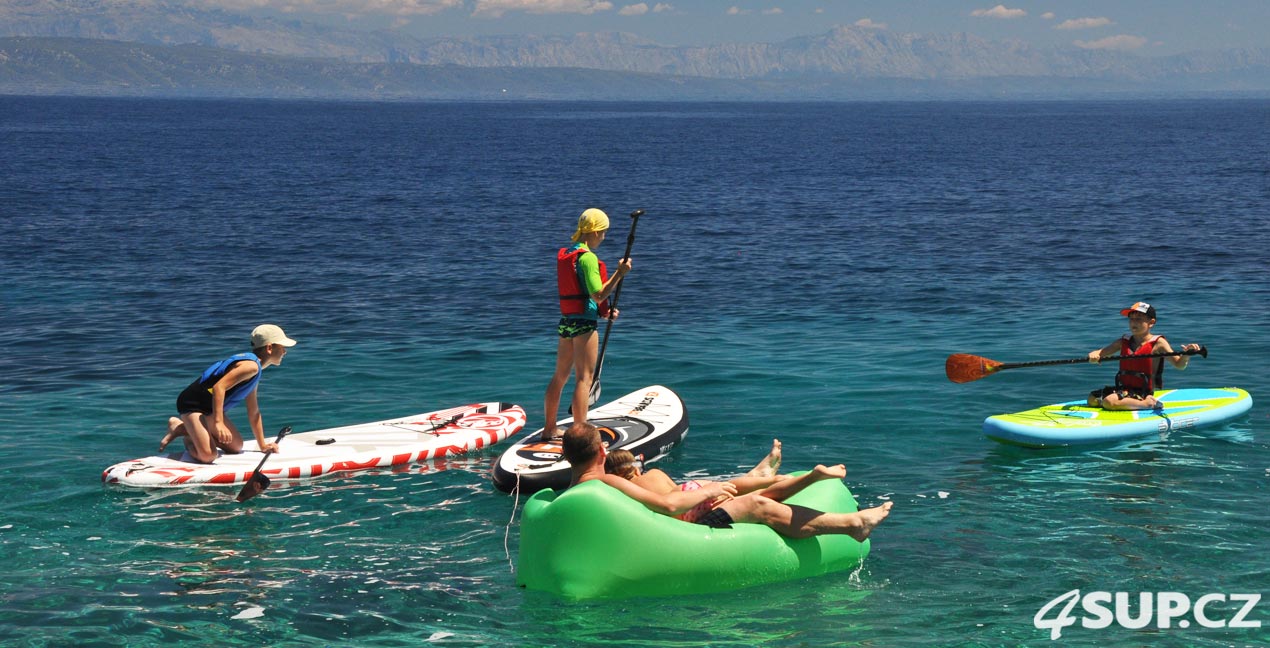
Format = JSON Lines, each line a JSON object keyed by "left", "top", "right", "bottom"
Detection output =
{"left": 1087, "top": 302, "right": 1202, "bottom": 411}
{"left": 158, "top": 324, "right": 296, "bottom": 463}
{"left": 541, "top": 209, "right": 631, "bottom": 441}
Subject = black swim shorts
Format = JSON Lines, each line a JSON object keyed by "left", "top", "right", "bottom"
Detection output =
{"left": 176, "top": 382, "right": 213, "bottom": 415}
{"left": 557, "top": 317, "right": 598, "bottom": 339}
{"left": 696, "top": 507, "right": 734, "bottom": 529}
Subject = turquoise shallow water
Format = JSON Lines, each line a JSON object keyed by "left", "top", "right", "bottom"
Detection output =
{"left": 1, "top": 97, "right": 1268, "bottom": 646}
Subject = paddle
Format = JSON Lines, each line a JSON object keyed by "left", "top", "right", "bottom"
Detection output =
{"left": 587, "top": 209, "right": 643, "bottom": 407}
{"left": 235, "top": 425, "right": 291, "bottom": 502}
{"left": 946, "top": 346, "right": 1207, "bottom": 384}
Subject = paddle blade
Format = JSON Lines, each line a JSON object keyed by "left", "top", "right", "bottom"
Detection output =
{"left": 235, "top": 471, "right": 271, "bottom": 503}
{"left": 587, "top": 380, "right": 601, "bottom": 407}
{"left": 945, "top": 354, "right": 1004, "bottom": 384}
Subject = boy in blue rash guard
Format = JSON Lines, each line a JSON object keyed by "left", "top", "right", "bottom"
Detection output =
{"left": 158, "top": 324, "right": 296, "bottom": 463}
{"left": 541, "top": 208, "right": 632, "bottom": 441}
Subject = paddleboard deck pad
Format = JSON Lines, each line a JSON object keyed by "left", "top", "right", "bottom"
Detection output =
{"left": 491, "top": 385, "right": 687, "bottom": 494}
{"left": 984, "top": 388, "right": 1252, "bottom": 448}
{"left": 103, "top": 402, "right": 526, "bottom": 487}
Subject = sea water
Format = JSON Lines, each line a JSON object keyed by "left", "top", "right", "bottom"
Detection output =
{"left": 1, "top": 97, "right": 1267, "bottom": 646}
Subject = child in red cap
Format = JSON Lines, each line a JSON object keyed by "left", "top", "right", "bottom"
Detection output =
{"left": 1087, "top": 302, "right": 1201, "bottom": 410}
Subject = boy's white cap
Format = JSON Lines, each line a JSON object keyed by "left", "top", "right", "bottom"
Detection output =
{"left": 251, "top": 324, "right": 297, "bottom": 348}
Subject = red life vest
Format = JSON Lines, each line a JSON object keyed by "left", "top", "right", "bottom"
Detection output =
{"left": 1116, "top": 335, "right": 1164, "bottom": 393}
{"left": 557, "top": 245, "right": 609, "bottom": 317}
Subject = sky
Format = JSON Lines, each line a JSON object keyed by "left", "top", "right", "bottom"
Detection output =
{"left": 209, "top": 0, "right": 1267, "bottom": 54}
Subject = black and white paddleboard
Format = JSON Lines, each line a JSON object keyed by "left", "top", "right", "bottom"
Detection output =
{"left": 491, "top": 385, "right": 688, "bottom": 494}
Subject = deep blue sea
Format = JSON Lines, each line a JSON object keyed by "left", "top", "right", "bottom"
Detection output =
{"left": 2, "top": 96, "right": 1268, "bottom": 646}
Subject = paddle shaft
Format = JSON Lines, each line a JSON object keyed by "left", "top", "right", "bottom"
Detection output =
{"left": 235, "top": 425, "right": 290, "bottom": 502}
{"left": 591, "top": 209, "right": 643, "bottom": 387}
{"left": 1001, "top": 346, "right": 1207, "bottom": 371}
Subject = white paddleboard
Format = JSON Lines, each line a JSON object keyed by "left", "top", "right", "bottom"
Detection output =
{"left": 103, "top": 402, "right": 526, "bottom": 488}
{"left": 491, "top": 385, "right": 688, "bottom": 494}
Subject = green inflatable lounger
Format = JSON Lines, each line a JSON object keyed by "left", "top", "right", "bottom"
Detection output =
{"left": 516, "top": 472, "right": 871, "bottom": 599}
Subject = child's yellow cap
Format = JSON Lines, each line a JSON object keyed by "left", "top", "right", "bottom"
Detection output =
{"left": 571, "top": 208, "right": 610, "bottom": 242}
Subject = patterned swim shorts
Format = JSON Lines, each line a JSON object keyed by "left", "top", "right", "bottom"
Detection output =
{"left": 557, "top": 317, "right": 598, "bottom": 339}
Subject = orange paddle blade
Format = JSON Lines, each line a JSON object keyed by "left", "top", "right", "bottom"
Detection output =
{"left": 945, "top": 354, "right": 1004, "bottom": 384}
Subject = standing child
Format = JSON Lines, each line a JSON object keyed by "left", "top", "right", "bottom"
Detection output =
{"left": 159, "top": 324, "right": 296, "bottom": 463}
{"left": 1087, "top": 302, "right": 1201, "bottom": 410}
{"left": 541, "top": 208, "right": 632, "bottom": 441}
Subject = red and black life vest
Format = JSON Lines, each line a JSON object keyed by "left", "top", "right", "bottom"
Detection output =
{"left": 557, "top": 245, "right": 609, "bottom": 317}
{"left": 1115, "top": 335, "right": 1165, "bottom": 394}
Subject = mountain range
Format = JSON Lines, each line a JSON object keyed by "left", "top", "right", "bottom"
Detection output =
{"left": 2, "top": 0, "right": 1268, "bottom": 100}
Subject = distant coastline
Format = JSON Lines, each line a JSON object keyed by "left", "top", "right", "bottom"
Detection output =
{"left": 2, "top": 36, "right": 1268, "bottom": 102}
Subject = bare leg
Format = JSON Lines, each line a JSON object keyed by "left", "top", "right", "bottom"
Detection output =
{"left": 180, "top": 413, "right": 245, "bottom": 462}
{"left": 542, "top": 337, "right": 575, "bottom": 440}
{"left": 728, "top": 439, "right": 785, "bottom": 494}
{"left": 748, "top": 439, "right": 781, "bottom": 479}
{"left": 1101, "top": 393, "right": 1159, "bottom": 411}
{"left": 757, "top": 464, "right": 845, "bottom": 502}
{"left": 729, "top": 474, "right": 780, "bottom": 496}
{"left": 722, "top": 495, "right": 893, "bottom": 542}
{"left": 795, "top": 501, "right": 893, "bottom": 543}
{"left": 159, "top": 417, "right": 185, "bottom": 452}
{"left": 569, "top": 332, "right": 598, "bottom": 425}
{"left": 180, "top": 412, "right": 219, "bottom": 464}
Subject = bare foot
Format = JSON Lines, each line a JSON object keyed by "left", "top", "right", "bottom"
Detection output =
{"left": 539, "top": 426, "right": 560, "bottom": 443}
{"left": 847, "top": 501, "right": 893, "bottom": 543}
{"left": 811, "top": 463, "right": 847, "bottom": 481}
{"left": 749, "top": 439, "right": 782, "bottom": 479}
{"left": 158, "top": 417, "right": 183, "bottom": 452}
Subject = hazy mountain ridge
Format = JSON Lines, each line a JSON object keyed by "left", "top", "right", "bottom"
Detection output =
{"left": 0, "top": 36, "right": 808, "bottom": 100}
{"left": 4, "top": 36, "right": 1266, "bottom": 101}
{"left": 3, "top": 0, "right": 1268, "bottom": 84}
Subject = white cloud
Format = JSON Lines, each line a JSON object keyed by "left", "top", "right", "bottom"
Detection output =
{"left": 1055, "top": 17, "right": 1112, "bottom": 30}
{"left": 652, "top": 2, "right": 671, "bottom": 11}
{"left": 971, "top": 5, "right": 1025, "bottom": 19}
{"left": 1041, "top": 12, "right": 1055, "bottom": 20}
{"left": 854, "top": 18, "right": 886, "bottom": 30}
{"left": 1073, "top": 34, "right": 1147, "bottom": 50}
{"left": 761, "top": 7, "right": 781, "bottom": 15}
{"left": 473, "top": 0, "right": 613, "bottom": 17}
{"left": 201, "top": 0, "right": 463, "bottom": 16}
{"left": 618, "top": 2, "right": 646, "bottom": 15}
{"left": 727, "top": 6, "right": 748, "bottom": 15}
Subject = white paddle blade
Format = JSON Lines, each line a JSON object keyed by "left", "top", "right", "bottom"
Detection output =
{"left": 587, "top": 381, "right": 601, "bottom": 406}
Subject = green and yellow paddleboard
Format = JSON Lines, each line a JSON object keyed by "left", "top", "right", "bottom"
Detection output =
{"left": 985, "top": 387, "right": 1252, "bottom": 448}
